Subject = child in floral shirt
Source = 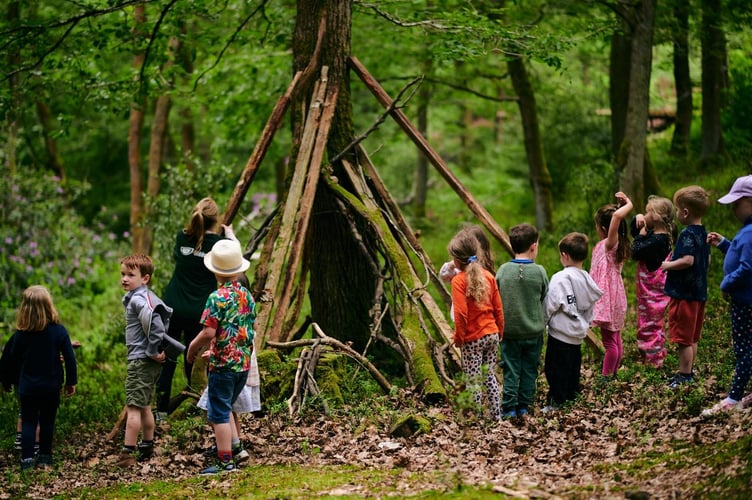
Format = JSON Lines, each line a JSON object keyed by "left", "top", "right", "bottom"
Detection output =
{"left": 187, "top": 239, "right": 255, "bottom": 475}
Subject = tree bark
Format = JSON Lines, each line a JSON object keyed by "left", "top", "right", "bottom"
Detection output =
{"left": 507, "top": 56, "right": 554, "bottom": 231}
{"left": 670, "top": 0, "right": 692, "bottom": 157}
{"left": 413, "top": 56, "right": 430, "bottom": 220}
{"left": 609, "top": 23, "right": 631, "bottom": 160}
{"left": 5, "top": 1, "right": 20, "bottom": 175}
{"left": 128, "top": 3, "right": 146, "bottom": 253}
{"left": 616, "top": 0, "right": 657, "bottom": 208}
{"left": 700, "top": 0, "right": 727, "bottom": 162}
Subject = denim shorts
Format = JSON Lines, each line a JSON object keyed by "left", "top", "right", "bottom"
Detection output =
{"left": 125, "top": 358, "right": 162, "bottom": 408}
{"left": 206, "top": 370, "right": 248, "bottom": 424}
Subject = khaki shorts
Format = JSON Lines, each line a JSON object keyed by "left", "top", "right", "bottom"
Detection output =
{"left": 125, "top": 358, "right": 162, "bottom": 408}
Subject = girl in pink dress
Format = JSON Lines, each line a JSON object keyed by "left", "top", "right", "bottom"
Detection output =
{"left": 630, "top": 196, "right": 675, "bottom": 368}
{"left": 591, "top": 192, "right": 633, "bottom": 377}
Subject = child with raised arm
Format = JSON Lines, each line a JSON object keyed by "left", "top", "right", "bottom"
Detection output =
{"left": 495, "top": 223, "right": 548, "bottom": 419}
{"left": 117, "top": 254, "right": 173, "bottom": 467}
{"left": 0, "top": 286, "right": 77, "bottom": 471}
{"left": 591, "top": 192, "right": 633, "bottom": 378}
{"left": 186, "top": 239, "right": 255, "bottom": 475}
{"left": 703, "top": 175, "right": 752, "bottom": 415}
{"left": 544, "top": 233, "right": 603, "bottom": 411}
{"left": 449, "top": 227, "right": 505, "bottom": 421}
{"left": 631, "top": 196, "right": 675, "bottom": 367}
{"left": 661, "top": 186, "right": 711, "bottom": 388}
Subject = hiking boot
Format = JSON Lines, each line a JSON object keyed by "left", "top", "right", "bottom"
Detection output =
{"left": 20, "top": 458, "right": 34, "bottom": 471}
{"left": 14, "top": 433, "right": 21, "bottom": 453}
{"left": 667, "top": 373, "right": 693, "bottom": 389}
{"left": 137, "top": 442, "right": 154, "bottom": 460}
{"left": 199, "top": 459, "right": 237, "bottom": 475}
{"left": 116, "top": 451, "right": 136, "bottom": 467}
{"left": 701, "top": 397, "right": 741, "bottom": 417}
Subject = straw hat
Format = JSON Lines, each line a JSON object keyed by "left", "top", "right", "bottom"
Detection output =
{"left": 203, "top": 239, "right": 250, "bottom": 276}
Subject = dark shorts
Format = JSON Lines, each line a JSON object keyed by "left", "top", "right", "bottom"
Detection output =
{"left": 668, "top": 298, "right": 706, "bottom": 346}
{"left": 125, "top": 358, "right": 162, "bottom": 408}
{"left": 206, "top": 370, "right": 248, "bottom": 424}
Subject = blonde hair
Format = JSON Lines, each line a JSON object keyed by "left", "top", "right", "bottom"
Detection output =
{"left": 646, "top": 195, "right": 676, "bottom": 244}
{"left": 673, "top": 186, "right": 710, "bottom": 217}
{"left": 185, "top": 197, "right": 220, "bottom": 251}
{"left": 16, "top": 285, "right": 60, "bottom": 332}
{"left": 448, "top": 229, "right": 489, "bottom": 304}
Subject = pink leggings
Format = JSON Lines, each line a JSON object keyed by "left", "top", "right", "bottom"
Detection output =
{"left": 601, "top": 328, "right": 623, "bottom": 376}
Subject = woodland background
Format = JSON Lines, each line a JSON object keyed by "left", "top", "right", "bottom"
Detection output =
{"left": 1, "top": 0, "right": 752, "bottom": 497}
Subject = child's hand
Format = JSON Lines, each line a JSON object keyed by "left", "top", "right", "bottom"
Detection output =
{"left": 707, "top": 232, "right": 724, "bottom": 247}
{"left": 201, "top": 349, "right": 211, "bottom": 360}
{"left": 151, "top": 351, "right": 166, "bottom": 363}
{"left": 64, "top": 385, "right": 76, "bottom": 397}
{"left": 615, "top": 191, "right": 632, "bottom": 208}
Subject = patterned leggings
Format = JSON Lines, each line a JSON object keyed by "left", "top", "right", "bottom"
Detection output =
{"left": 461, "top": 333, "right": 501, "bottom": 420}
{"left": 729, "top": 302, "right": 752, "bottom": 401}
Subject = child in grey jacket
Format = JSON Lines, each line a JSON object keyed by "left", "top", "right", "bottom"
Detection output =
{"left": 543, "top": 233, "right": 603, "bottom": 411}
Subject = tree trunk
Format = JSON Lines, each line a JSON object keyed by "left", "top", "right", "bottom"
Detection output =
{"left": 616, "top": 0, "right": 656, "bottom": 208}
{"left": 177, "top": 21, "right": 196, "bottom": 172}
{"left": 128, "top": 3, "right": 146, "bottom": 253}
{"left": 670, "top": 0, "right": 692, "bottom": 157}
{"left": 507, "top": 56, "right": 553, "bottom": 231}
{"left": 5, "top": 1, "right": 20, "bottom": 175}
{"left": 293, "top": 0, "right": 374, "bottom": 352}
{"left": 609, "top": 24, "right": 631, "bottom": 161}
{"left": 700, "top": 0, "right": 727, "bottom": 162}
{"left": 34, "top": 99, "right": 65, "bottom": 180}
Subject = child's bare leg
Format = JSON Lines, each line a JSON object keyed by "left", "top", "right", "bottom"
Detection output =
{"left": 213, "top": 422, "right": 233, "bottom": 459}
{"left": 140, "top": 405, "right": 155, "bottom": 441}
{"left": 124, "top": 406, "right": 143, "bottom": 447}
{"left": 678, "top": 344, "right": 693, "bottom": 374}
{"left": 231, "top": 411, "right": 241, "bottom": 440}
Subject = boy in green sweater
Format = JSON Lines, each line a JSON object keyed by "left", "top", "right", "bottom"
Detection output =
{"left": 495, "top": 223, "right": 549, "bottom": 418}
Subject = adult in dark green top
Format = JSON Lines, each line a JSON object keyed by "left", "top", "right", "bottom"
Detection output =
{"left": 155, "top": 197, "right": 236, "bottom": 417}
{"left": 495, "top": 223, "right": 548, "bottom": 419}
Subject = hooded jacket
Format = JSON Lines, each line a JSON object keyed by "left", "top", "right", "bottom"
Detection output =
{"left": 123, "top": 285, "right": 174, "bottom": 360}
{"left": 545, "top": 266, "right": 603, "bottom": 345}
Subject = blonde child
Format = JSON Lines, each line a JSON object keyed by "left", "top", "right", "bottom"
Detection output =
{"left": 703, "top": 175, "right": 752, "bottom": 415}
{"left": 591, "top": 192, "right": 633, "bottom": 377}
{"left": 631, "top": 196, "right": 675, "bottom": 367}
{"left": 661, "top": 186, "right": 710, "bottom": 388}
{"left": 0, "top": 286, "right": 77, "bottom": 470}
{"left": 448, "top": 228, "right": 504, "bottom": 421}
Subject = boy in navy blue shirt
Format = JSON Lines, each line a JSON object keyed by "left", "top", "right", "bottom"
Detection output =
{"left": 661, "top": 186, "right": 711, "bottom": 388}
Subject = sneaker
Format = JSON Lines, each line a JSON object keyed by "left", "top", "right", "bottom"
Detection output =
{"left": 199, "top": 459, "right": 237, "bottom": 475}
{"left": 502, "top": 409, "right": 518, "bottom": 420}
{"left": 740, "top": 393, "right": 752, "bottom": 409}
{"left": 517, "top": 408, "right": 529, "bottom": 418}
{"left": 233, "top": 445, "right": 249, "bottom": 463}
{"left": 541, "top": 405, "right": 559, "bottom": 414}
{"left": 701, "top": 397, "right": 741, "bottom": 417}
{"left": 153, "top": 411, "right": 168, "bottom": 425}
{"left": 667, "top": 373, "right": 693, "bottom": 389}
{"left": 20, "top": 458, "right": 34, "bottom": 471}
{"left": 37, "top": 454, "right": 53, "bottom": 467}
{"left": 14, "top": 433, "right": 21, "bottom": 452}
{"left": 116, "top": 451, "right": 136, "bottom": 468}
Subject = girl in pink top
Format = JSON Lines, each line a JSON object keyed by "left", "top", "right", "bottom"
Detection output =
{"left": 591, "top": 192, "right": 633, "bottom": 377}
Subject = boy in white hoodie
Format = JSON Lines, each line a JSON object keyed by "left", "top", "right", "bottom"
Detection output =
{"left": 543, "top": 233, "right": 604, "bottom": 411}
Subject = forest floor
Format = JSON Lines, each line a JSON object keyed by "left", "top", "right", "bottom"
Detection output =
{"left": 1, "top": 366, "right": 751, "bottom": 499}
